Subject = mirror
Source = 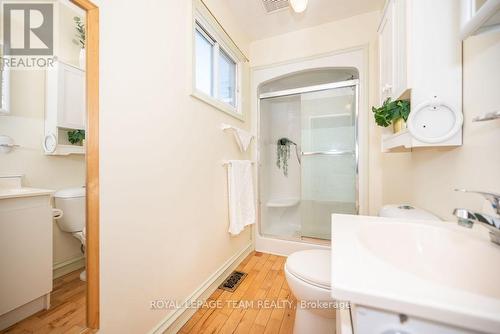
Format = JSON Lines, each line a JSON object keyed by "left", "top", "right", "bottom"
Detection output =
{"left": 0, "top": 45, "right": 9, "bottom": 115}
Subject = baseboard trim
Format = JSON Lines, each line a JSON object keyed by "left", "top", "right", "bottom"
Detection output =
{"left": 53, "top": 256, "right": 85, "bottom": 279}
{"left": 150, "top": 242, "right": 254, "bottom": 334}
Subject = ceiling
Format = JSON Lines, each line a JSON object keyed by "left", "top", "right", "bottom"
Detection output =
{"left": 210, "top": 0, "right": 385, "bottom": 41}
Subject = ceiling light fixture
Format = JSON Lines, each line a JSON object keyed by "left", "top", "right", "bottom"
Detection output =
{"left": 290, "top": 0, "right": 308, "bottom": 13}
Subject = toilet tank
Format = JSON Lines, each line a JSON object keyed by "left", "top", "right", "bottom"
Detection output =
{"left": 54, "top": 187, "right": 85, "bottom": 233}
{"left": 379, "top": 204, "right": 441, "bottom": 221}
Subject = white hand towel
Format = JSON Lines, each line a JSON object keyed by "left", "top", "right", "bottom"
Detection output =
{"left": 227, "top": 160, "right": 255, "bottom": 235}
{"left": 233, "top": 128, "right": 253, "bottom": 152}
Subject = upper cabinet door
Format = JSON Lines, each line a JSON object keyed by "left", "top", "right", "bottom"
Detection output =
{"left": 56, "top": 62, "right": 86, "bottom": 130}
{"left": 378, "top": 0, "right": 395, "bottom": 103}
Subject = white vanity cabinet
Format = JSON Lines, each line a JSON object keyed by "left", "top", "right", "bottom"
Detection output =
{"left": 378, "top": 0, "right": 463, "bottom": 151}
{"left": 44, "top": 60, "right": 86, "bottom": 155}
{"left": 353, "top": 306, "right": 483, "bottom": 334}
{"left": 0, "top": 189, "right": 53, "bottom": 330}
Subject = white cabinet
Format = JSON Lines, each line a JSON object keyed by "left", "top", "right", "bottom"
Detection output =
{"left": 378, "top": 0, "right": 394, "bottom": 103}
{"left": 44, "top": 60, "right": 86, "bottom": 155}
{"left": 56, "top": 63, "right": 85, "bottom": 130}
{"left": 354, "top": 306, "right": 482, "bottom": 334}
{"left": 378, "top": 0, "right": 463, "bottom": 151}
{"left": 0, "top": 192, "right": 53, "bottom": 330}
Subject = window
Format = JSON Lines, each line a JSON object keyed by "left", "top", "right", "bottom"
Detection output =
{"left": 192, "top": 0, "right": 246, "bottom": 119}
{"left": 195, "top": 27, "right": 214, "bottom": 97}
{"left": 218, "top": 49, "right": 236, "bottom": 107}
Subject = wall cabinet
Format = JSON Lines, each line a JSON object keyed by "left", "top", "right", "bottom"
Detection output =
{"left": 44, "top": 60, "right": 85, "bottom": 155}
{"left": 378, "top": 0, "right": 463, "bottom": 151}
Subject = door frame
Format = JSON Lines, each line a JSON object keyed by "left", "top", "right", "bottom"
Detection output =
{"left": 69, "top": 0, "right": 100, "bottom": 330}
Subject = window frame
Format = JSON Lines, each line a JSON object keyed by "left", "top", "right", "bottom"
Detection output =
{"left": 192, "top": 0, "right": 246, "bottom": 121}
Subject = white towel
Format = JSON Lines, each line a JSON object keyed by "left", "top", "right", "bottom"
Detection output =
{"left": 233, "top": 128, "right": 253, "bottom": 152}
{"left": 222, "top": 124, "right": 253, "bottom": 152}
{"left": 227, "top": 160, "right": 255, "bottom": 235}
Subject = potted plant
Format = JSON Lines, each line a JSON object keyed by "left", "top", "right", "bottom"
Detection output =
{"left": 68, "top": 129, "right": 85, "bottom": 146}
{"left": 372, "top": 98, "right": 410, "bottom": 133}
{"left": 72, "top": 16, "right": 85, "bottom": 69}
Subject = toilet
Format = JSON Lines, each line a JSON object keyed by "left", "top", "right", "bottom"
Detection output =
{"left": 285, "top": 204, "right": 440, "bottom": 333}
{"left": 53, "top": 187, "right": 86, "bottom": 281}
{"left": 378, "top": 204, "right": 441, "bottom": 221}
{"left": 284, "top": 249, "right": 334, "bottom": 334}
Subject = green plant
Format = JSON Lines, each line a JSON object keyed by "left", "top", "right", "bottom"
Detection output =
{"left": 276, "top": 138, "right": 294, "bottom": 177}
{"left": 372, "top": 98, "right": 410, "bottom": 127}
{"left": 72, "top": 16, "right": 85, "bottom": 49}
{"left": 68, "top": 130, "right": 85, "bottom": 145}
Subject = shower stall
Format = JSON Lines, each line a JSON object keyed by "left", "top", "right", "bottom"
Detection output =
{"left": 258, "top": 68, "right": 360, "bottom": 243}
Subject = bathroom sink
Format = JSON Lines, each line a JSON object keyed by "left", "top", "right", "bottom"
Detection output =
{"left": 358, "top": 222, "right": 500, "bottom": 300}
{"left": 330, "top": 214, "right": 500, "bottom": 334}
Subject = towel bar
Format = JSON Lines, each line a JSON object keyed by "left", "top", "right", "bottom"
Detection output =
{"left": 222, "top": 160, "right": 255, "bottom": 166}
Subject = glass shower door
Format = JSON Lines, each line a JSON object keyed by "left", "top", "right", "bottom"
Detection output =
{"left": 300, "top": 85, "right": 358, "bottom": 240}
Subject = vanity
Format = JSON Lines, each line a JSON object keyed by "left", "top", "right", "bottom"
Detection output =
{"left": 0, "top": 176, "right": 54, "bottom": 330}
{"left": 331, "top": 214, "right": 500, "bottom": 334}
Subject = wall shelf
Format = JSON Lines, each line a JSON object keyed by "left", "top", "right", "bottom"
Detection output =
{"left": 45, "top": 144, "right": 85, "bottom": 156}
{"left": 266, "top": 198, "right": 300, "bottom": 208}
{"left": 382, "top": 129, "right": 412, "bottom": 152}
{"left": 473, "top": 110, "right": 500, "bottom": 122}
{"left": 382, "top": 128, "right": 464, "bottom": 153}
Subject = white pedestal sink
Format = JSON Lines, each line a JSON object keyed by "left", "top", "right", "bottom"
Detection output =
{"left": 331, "top": 214, "right": 500, "bottom": 334}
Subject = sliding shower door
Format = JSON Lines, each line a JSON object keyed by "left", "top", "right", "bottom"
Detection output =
{"left": 300, "top": 85, "right": 358, "bottom": 240}
{"left": 259, "top": 80, "right": 358, "bottom": 241}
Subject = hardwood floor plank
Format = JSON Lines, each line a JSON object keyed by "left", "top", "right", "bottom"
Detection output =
{"left": 199, "top": 253, "right": 275, "bottom": 332}
{"left": 181, "top": 251, "right": 295, "bottom": 334}
{"left": 0, "top": 270, "right": 86, "bottom": 334}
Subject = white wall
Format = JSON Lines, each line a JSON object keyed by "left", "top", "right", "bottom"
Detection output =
{"left": 250, "top": 11, "right": 383, "bottom": 215}
{"left": 0, "top": 2, "right": 85, "bottom": 269}
{"left": 380, "top": 32, "right": 500, "bottom": 220}
{"left": 94, "top": 0, "right": 253, "bottom": 332}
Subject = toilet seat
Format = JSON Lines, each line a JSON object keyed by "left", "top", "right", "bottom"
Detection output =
{"left": 285, "top": 249, "right": 330, "bottom": 290}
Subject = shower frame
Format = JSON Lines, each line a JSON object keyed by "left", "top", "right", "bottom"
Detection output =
{"left": 251, "top": 46, "right": 369, "bottom": 256}
{"left": 258, "top": 79, "right": 360, "bottom": 241}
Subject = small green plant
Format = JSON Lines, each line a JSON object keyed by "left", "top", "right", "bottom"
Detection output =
{"left": 72, "top": 16, "right": 85, "bottom": 49}
{"left": 68, "top": 130, "right": 85, "bottom": 145}
{"left": 276, "top": 138, "right": 294, "bottom": 177}
{"left": 372, "top": 98, "right": 410, "bottom": 127}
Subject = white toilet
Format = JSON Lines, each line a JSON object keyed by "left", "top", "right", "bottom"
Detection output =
{"left": 285, "top": 204, "right": 441, "bottom": 333}
{"left": 378, "top": 204, "right": 441, "bottom": 221}
{"left": 54, "top": 187, "right": 86, "bottom": 281}
{"left": 284, "top": 249, "right": 334, "bottom": 334}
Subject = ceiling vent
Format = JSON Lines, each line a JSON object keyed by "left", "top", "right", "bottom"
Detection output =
{"left": 261, "top": 0, "right": 290, "bottom": 14}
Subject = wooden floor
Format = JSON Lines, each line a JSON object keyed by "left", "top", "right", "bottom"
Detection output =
{"left": 180, "top": 252, "right": 296, "bottom": 334}
{"left": 1, "top": 270, "right": 86, "bottom": 334}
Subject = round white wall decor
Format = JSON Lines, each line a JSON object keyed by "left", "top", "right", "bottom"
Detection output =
{"left": 408, "top": 100, "right": 463, "bottom": 143}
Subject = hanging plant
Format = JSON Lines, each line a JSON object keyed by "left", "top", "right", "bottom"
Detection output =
{"left": 276, "top": 138, "right": 294, "bottom": 177}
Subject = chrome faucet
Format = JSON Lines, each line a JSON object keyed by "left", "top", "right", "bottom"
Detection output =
{"left": 453, "top": 189, "right": 500, "bottom": 246}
